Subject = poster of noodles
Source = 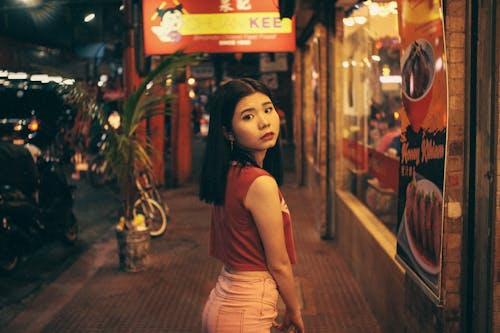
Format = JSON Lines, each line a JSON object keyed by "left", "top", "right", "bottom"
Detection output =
{"left": 395, "top": 0, "right": 447, "bottom": 299}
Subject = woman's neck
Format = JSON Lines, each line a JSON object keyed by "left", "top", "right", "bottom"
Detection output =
{"left": 252, "top": 151, "right": 266, "bottom": 167}
{"left": 231, "top": 148, "right": 268, "bottom": 168}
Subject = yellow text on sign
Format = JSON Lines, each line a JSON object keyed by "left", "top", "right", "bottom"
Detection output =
{"left": 173, "top": 13, "right": 292, "bottom": 35}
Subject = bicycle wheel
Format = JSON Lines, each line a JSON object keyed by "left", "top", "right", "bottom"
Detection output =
{"left": 151, "top": 188, "right": 170, "bottom": 215}
{"left": 133, "top": 198, "right": 167, "bottom": 237}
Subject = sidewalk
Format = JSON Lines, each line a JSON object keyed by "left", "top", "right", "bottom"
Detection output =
{"left": 3, "top": 170, "right": 381, "bottom": 333}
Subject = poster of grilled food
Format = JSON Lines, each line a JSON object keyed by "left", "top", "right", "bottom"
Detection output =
{"left": 396, "top": 0, "right": 447, "bottom": 299}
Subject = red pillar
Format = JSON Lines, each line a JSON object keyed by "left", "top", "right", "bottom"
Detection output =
{"left": 123, "top": 1, "right": 164, "bottom": 184}
{"left": 171, "top": 83, "right": 192, "bottom": 185}
{"left": 123, "top": 44, "right": 141, "bottom": 97}
{"left": 149, "top": 85, "right": 165, "bottom": 185}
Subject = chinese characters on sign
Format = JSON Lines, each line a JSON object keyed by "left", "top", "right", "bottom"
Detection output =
{"left": 220, "top": 0, "right": 251, "bottom": 12}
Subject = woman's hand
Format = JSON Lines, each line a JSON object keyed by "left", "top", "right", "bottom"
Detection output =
{"left": 276, "top": 309, "right": 304, "bottom": 333}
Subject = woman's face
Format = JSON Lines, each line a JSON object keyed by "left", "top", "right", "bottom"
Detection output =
{"left": 230, "top": 92, "right": 280, "bottom": 160}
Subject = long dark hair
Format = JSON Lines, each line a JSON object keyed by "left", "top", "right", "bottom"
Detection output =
{"left": 199, "top": 78, "right": 283, "bottom": 205}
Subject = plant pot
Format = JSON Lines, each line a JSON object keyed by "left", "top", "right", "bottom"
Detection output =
{"left": 116, "top": 227, "right": 150, "bottom": 272}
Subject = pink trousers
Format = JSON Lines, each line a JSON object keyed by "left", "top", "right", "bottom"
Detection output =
{"left": 202, "top": 267, "right": 279, "bottom": 333}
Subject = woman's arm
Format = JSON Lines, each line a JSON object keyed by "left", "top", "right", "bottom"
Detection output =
{"left": 245, "top": 175, "right": 304, "bottom": 332}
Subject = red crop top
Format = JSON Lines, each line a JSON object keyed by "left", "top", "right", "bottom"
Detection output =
{"left": 209, "top": 163, "right": 296, "bottom": 271}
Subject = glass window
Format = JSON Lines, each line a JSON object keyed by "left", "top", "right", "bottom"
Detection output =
{"left": 340, "top": 1, "right": 402, "bottom": 233}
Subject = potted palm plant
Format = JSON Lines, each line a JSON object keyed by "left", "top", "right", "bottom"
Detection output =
{"left": 106, "top": 51, "right": 201, "bottom": 272}
{"left": 56, "top": 51, "right": 200, "bottom": 271}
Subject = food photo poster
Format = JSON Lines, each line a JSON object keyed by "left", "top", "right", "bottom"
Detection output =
{"left": 396, "top": 0, "right": 448, "bottom": 299}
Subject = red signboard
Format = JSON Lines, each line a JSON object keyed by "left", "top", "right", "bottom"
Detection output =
{"left": 142, "top": 0, "right": 296, "bottom": 55}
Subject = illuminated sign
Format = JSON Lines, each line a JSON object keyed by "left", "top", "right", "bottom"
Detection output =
{"left": 142, "top": 0, "right": 296, "bottom": 55}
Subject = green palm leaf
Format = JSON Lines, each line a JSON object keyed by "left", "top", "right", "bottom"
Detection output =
{"left": 106, "top": 51, "right": 202, "bottom": 219}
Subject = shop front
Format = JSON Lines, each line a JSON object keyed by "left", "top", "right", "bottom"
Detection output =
{"left": 293, "top": 0, "right": 499, "bottom": 332}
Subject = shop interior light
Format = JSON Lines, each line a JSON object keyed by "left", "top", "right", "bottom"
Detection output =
{"left": 367, "top": 1, "right": 397, "bottom": 16}
{"left": 382, "top": 65, "right": 391, "bottom": 76}
{"left": 371, "top": 55, "right": 381, "bottom": 62}
{"left": 0, "top": 70, "right": 8, "bottom": 78}
{"left": 354, "top": 16, "right": 367, "bottom": 25}
{"left": 30, "top": 74, "right": 49, "bottom": 82}
{"left": 8, "top": 72, "right": 28, "bottom": 80}
{"left": 342, "top": 61, "right": 350, "bottom": 68}
{"left": 378, "top": 6, "right": 390, "bottom": 17}
{"left": 351, "top": 60, "right": 357, "bottom": 67}
{"left": 379, "top": 75, "right": 402, "bottom": 84}
{"left": 47, "top": 76, "right": 63, "bottom": 83}
{"left": 108, "top": 111, "right": 121, "bottom": 130}
{"left": 343, "top": 17, "right": 355, "bottom": 26}
{"left": 18, "top": 0, "right": 38, "bottom": 6}
{"left": 62, "top": 79, "right": 75, "bottom": 85}
{"left": 187, "top": 77, "right": 196, "bottom": 86}
{"left": 84, "top": 13, "right": 96, "bottom": 22}
{"left": 388, "top": 1, "right": 398, "bottom": 12}
{"left": 188, "top": 89, "right": 196, "bottom": 99}
{"left": 30, "top": 74, "right": 75, "bottom": 85}
{"left": 368, "top": 2, "right": 379, "bottom": 15}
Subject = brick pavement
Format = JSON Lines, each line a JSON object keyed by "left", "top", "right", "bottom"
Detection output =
{"left": 4, "top": 173, "right": 382, "bottom": 333}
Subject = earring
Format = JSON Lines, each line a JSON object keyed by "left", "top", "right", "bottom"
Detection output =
{"left": 230, "top": 140, "right": 234, "bottom": 152}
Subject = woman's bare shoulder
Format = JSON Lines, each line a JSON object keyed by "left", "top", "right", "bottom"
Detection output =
{"left": 244, "top": 175, "right": 279, "bottom": 208}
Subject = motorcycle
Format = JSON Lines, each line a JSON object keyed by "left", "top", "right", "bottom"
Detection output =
{"left": 0, "top": 154, "right": 78, "bottom": 272}
{"left": 0, "top": 206, "right": 19, "bottom": 271}
{"left": 38, "top": 155, "right": 78, "bottom": 243}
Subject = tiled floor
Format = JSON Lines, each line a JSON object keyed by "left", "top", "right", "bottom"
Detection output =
{"left": 5, "top": 177, "right": 381, "bottom": 333}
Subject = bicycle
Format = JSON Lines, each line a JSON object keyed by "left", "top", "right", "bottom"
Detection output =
{"left": 132, "top": 171, "right": 169, "bottom": 237}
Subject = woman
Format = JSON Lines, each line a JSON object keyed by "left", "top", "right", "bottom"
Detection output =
{"left": 199, "top": 78, "right": 304, "bottom": 333}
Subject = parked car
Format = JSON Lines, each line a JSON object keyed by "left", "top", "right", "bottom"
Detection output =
{"left": 0, "top": 85, "right": 67, "bottom": 148}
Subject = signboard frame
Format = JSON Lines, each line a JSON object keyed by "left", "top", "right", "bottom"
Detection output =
{"left": 142, "top": 0, "right": 296, "bottom": 55}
